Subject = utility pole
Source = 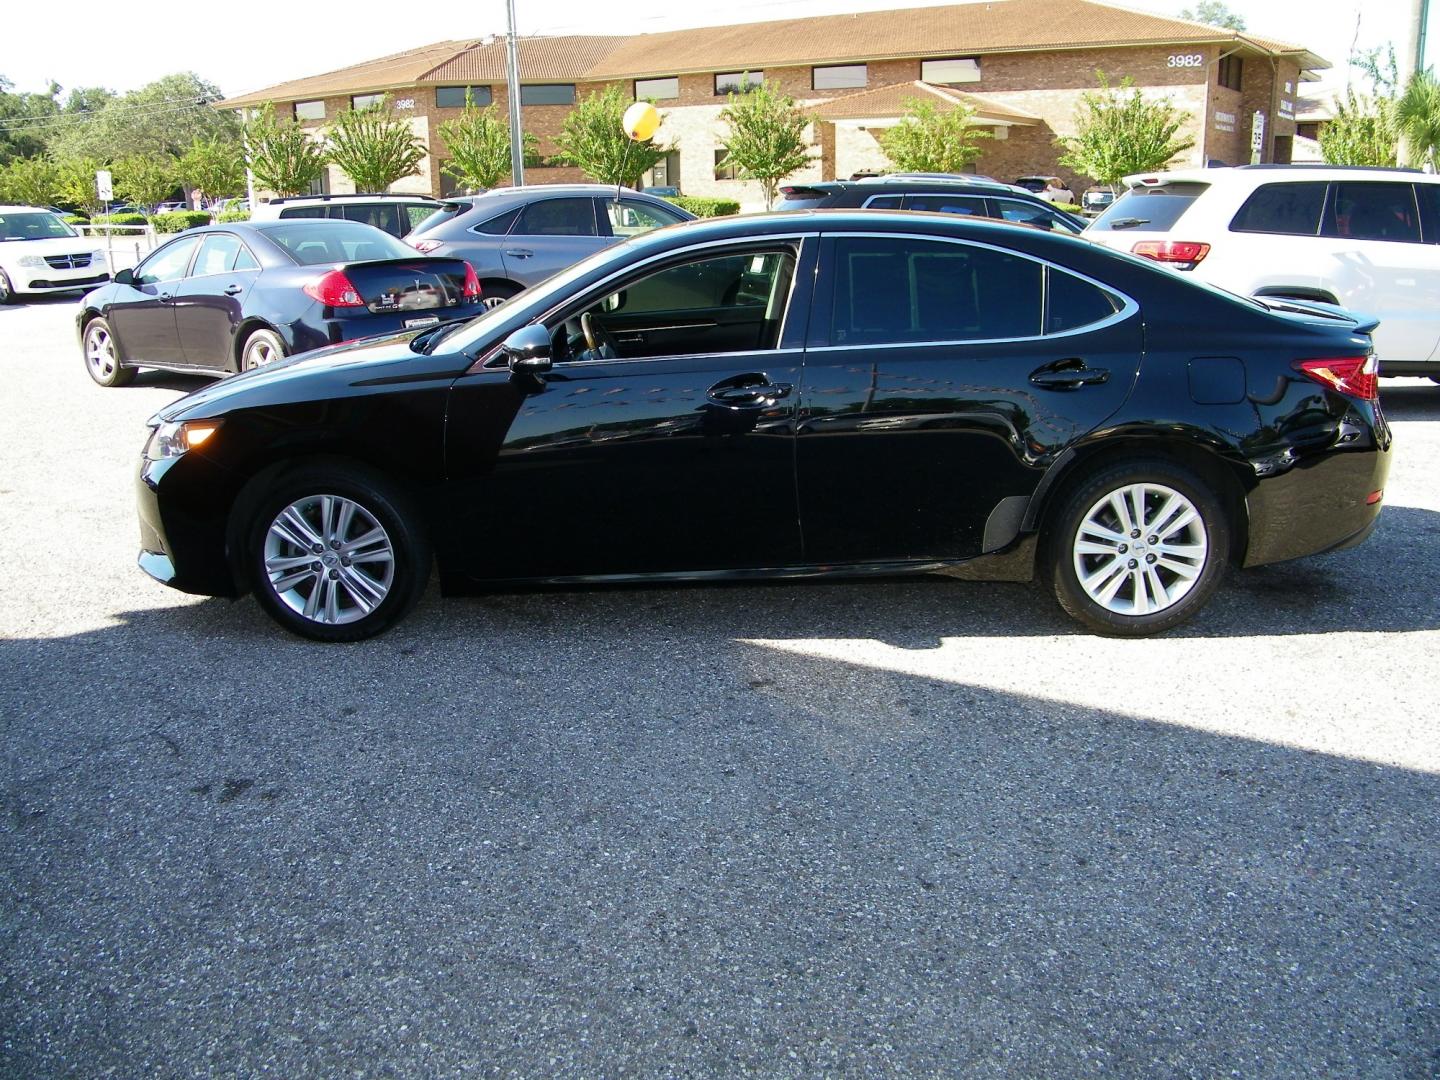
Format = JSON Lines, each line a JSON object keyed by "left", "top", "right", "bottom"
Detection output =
{"left": 505, "top": 0, "right": 525, "bottom": 187}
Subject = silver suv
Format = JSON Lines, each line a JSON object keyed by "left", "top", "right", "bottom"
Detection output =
{"left": 404, "top": 185, "right": 694, "bottom": 306}
{"left": 251, "top": 193, "right": 444, "bottom": 239}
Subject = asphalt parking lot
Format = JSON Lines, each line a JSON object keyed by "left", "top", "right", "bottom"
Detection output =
{"left": 1, "top": 295, "right": 1436, "bottom": 1077}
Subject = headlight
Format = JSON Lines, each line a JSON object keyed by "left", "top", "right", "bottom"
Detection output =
{"left": 17, "top": 254, "right": 47, "bottom": 267}
{"left": 144, "top": 419, "right": 223, "bottom": 461}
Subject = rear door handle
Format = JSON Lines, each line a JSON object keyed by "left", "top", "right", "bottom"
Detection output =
{"left": 503, "top": 248, "right": 533, "bottom": 258}
{"left": 1030, "top": 360, "right": 1110, "bottom": 389}
{"left": 223, "top": 284, "right": 244, "bottom": 296}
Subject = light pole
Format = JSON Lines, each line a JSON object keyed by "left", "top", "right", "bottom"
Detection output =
{"left": 505, "top": 0, "right": 525, "bottom": 187}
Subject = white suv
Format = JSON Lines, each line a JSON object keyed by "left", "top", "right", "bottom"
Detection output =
{"left": 250, "top": 193, "right": 444, "bottom": 238}
{"left": 1086, "top": 166, "right": 1440, "bottom": 380}
{"left": 0, "top": 206, "right": 111, "bottom": 303}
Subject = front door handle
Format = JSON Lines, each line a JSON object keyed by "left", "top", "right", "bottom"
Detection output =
{"left": 159, "top": 291, "right": 174, "bottom": 302}
{"left": 503, "top": 248, "right": 533, "bottom": 258}
{"left": 1030, "top": 360, "right": 1110, "bottom": 389}
{"left": 708, "top": 380, "right": 793, "bottom": 407}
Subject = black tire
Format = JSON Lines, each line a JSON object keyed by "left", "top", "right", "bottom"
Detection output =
{"left": 1045, "top": 458, "right": 1229, "bottom": 636}
{"left": 0, "top": 270, "right": 14, "bottom": 305}
{"left": 480, "top": 282, "right": 519, "bottom": 310}
{"left": 82, "top": 316, "right": 136, "bottom": 387}
{"left": 241, "top": 327, "right": 286, "bottom": 371}
{"left": 245, "top": 463, "right": 431, "bottom": 642}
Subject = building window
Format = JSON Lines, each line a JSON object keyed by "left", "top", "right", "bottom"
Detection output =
{"left": 307, "top": 170, "right": 330, "bottom": 196}
{"left": 635, "top": 77, "right": 680, "bottom": 101}
{"left": 714, "top": 149, "right": 737, "bottom": 180}
{"left": 715, "top": 72, "right": 763, "bottom": 96}
{"left": 520, "top": 84, "right": 576, "bottom": 106}
{"left": 351, "top": 93, "right": 385, "bottom": 110}
{"left": 436, "top": 85, "right": 492, "bottom": 108}
{"left": 1218, "top": 54, "right": 1243, "bottom": 91}
{"left": 293, "top": 100, "right": 325, "bottom": 121}
{"left": 920, "top": 57, "right": 981, "bottom": 84}
{"left": 813, "top": 64, "right": 868, "bottom": 90}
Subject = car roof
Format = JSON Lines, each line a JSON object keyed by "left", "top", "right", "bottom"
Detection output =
{"left": 0, "top": 204, "right": 64, "bottom": 214}
{"left": 1121, "top": 165, "right": 1440, "bottom": 188}
{"left": 261, "top": 192, "right": 442, "bottom": 205}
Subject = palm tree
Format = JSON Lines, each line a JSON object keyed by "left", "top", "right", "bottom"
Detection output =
{"left": 1397, "top": 70, "right": 1440, "bottom": 171}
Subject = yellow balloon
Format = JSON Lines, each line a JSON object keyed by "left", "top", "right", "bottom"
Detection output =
{"left": 623, "top": 101, "right": 661, "bottom": 142}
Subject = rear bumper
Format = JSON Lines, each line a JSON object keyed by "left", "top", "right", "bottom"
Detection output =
{"left": 286, "top": 305, "right": 485, "bottom": 354}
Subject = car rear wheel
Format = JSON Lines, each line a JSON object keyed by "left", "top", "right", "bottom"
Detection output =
{"left": 1047, "top": 459, "right": 1228, "bottom": 636}
{"left": 246, "top": 465, "right": 431, "bottom": 641}
{"left": 83, "top": 317, "right": 136, "bottom": 387}
{"left": 241, "top": 328, "right": 286, "bottom": 371}
{"left": 481, "top": 283, "right": 519, "bottom": 310}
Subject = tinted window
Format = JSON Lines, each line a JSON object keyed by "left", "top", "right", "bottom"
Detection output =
{"left": 1323, "top": 181, "right": 1421, "bottom": 243}
{"left": 1416, "top": 183, "right": 1440, "bottom": 243}
{"left": 405, "top": 204, "right": 440, "bottom": 231}
{"left": 192, "top": 233, "right": 245, "bottom": 276}
{"left": 994, "top": 199, "right": 1081, "bottom": 233}
{"left": 1090, "top": 183, "right": 1209, "bottom": 233}
{"left": 436, "top": 86, "right": 492, "bottom": 108}
{"left": 472, "top": 207, "right": 521, "bottom": 235}
{"left": 903, "top": 194, "right": 987, "bottom": 216}
{"left": 775, "top": 192, "right": 831, "bottom": 210}
{"left": 1046, "top": 267, "right": 1120, "bottom": 334}
{"left": 1230, "top": 182, "right": 1326, "bottom": 236}
{"left": 715, "top": 72, "right": 763, "bottom": 95}
{"left": 605, "top": 199, "right": 685, "bottom": 237}
{"left": 135, "top": 237, "right": 200, "bottom": 284}
{"left": 520, "top": 84, "right": 575, "bottom": 106}
{"left": 861, "top": 195, "right": 903, "bottom": 209}
{"left": 635, "top": 77, "right": 679, "bottom": 100}
{"left": 515, "top": 198, "right": 597, "bottom": 236}
{"left": 265, "top": 222, "right": 414, "bottom": 265}
{"left": 277, "top": 205, "right": 328, "bottom": 220}
{"left": 234, "top": 246, "right": 259, "bottom": 271}
{"left": 336, "top": 202, "right": 404, "bottom": 236}
{"left": 829, "top": 236, "right": 1042, "bottom": 345}
{"left": 0, "top": 211, "right": 77, "bottom": 240}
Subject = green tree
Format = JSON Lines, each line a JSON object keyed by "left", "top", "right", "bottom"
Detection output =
{"left": 244, "top": 103, "right": 328, "bottom": 197}
{"left": 1320, "top": 89, "right": 1399, "bottom": 166}
{"left": 0, "top": 155, "right": 59, "bottom": 205}
{"left": 115, "top": 154, "right": 178, "bottom": 217}
{"left": 1178, "top": 2, "right": 1246, "bottom": 30}
{"left": 437, "top": 96, "right": 536, "bottom": 190}
{"left": 49, "top": 72, "right": 236, "bottom": 162}
{"left": 53, "top": 155, "right": 107, "bottom": 216}
{"left": 717, "top": 80, "right": 811, "bottom": 209}
{"left": 878, "top": 98, "right": 991, "bottom": 173}
{"left": 553, "top": 84, "right": 670, "bottom": 187}
{"left": 0, "top": 76, "right": 61, "bottom": 164}
{"left": 326, "top": 96, "right": 425, "bottom": 192}
{"left": 1397, "top": 69, "right": 1440, "bottom": 172}
{"left": 1057, "top": 72, "right": 1195, "bottom": 188}
{"left": 178, "top": 134, "right": 245, "bottom": 206}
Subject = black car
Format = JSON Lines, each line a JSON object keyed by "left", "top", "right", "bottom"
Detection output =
{"left": 774, "top": 176, "right": 1087, "bottom": 233}
{"left": 135, "top": 211, "right": 1390, "bottom": 641}
{"left": 78, "top": 220, "right": 487, "bottom": 386}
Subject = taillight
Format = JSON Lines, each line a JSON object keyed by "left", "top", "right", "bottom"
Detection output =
{"left": 1294, "top": 355, "right": 1379, "bottom": 401}
{"left": 302, "top": 269, "right": 364, "bottom": 307}
{"left": 1131, "top": 240, "right": 1210, "bottom": 268}
{"left": 461, "top": 261, "right": 482, "bottom": 301}
{"left": 411, "top": 239, "right": 443, "bottom": 253}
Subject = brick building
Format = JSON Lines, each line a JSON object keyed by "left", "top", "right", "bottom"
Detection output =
{"left": 220, "top": 0, "right": 1327, "bottom": 208}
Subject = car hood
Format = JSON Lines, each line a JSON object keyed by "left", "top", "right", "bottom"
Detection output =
{"left": 0, "top": 235, "right": 104, "bottom": 258}
{"left": 158, "top": 330, "right": 472, "bottom": 423}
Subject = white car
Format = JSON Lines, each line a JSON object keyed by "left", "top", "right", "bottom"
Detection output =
{"left": 0, "top": 206, "right": 112, "bottom": 303}
{"left": 1086, "top": 166, "right": 1440, "bottom": 380}
{"left": 250, "top": 193, "right": 443, "bottom": 239}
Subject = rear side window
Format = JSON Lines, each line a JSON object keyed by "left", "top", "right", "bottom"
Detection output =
{"left": 1089, "top": 183, "right": 1209, "bottom": 233}
{"left": 861, "top": 195, "right": 904, "bottom": 209}
{"left": 775, "top": 187, "right": 832, "bottom": 210}
{"left": 513, "top": 198, "right": 597, "bottom": 236}
{"left": 1323, "top": 182, "right": 1421, "bottom": 243}
{"left": 472, "top": 207, "right": 521, "bottom": 235}
{"left": 405, "top": 204, "right": 441, "bottom": 231}
{"left": 277, "top": 205, "right": 328, "bottom": 220}
{"left": 1416, "top": 184, "right": 1440, "bottom": 243}
{"left": 1230, "top": 182, "right": 1326, "bottom": 236}
{"left": 1046, "top": 268, "right": 1121, "bottom": 334}
{"left": 829, "top": 236, "right": 1042, "bottom": 346}
{"left": 902, "top": 194, "right": 987, "bottom": 216}
{"left": 335, "top": 203, "right": 404, "bottom": 237}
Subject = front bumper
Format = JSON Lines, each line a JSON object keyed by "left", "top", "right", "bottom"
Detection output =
{"left": 17, "top": 270, "right": 110, "bottom": 293}
{"left": 137, "top": 453, "right": 245, "bottom": 597}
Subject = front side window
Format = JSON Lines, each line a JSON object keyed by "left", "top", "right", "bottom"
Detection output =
{"left": 828, "top": 236, "right": 1042, "bottom": 345}
{"left": 635, "top": 77, "right": 679, "bottom": 101}
{"left": 1230, "top": 182, "right": 1327, "bottom": 236}
{"left": 514, "top": 198, "right": 598, "bottom": 236}
{"left": 436, "top": 85, "right": 492, "bottom": 108}
{"left": 1323, "top": 182, "right": 1422, "bottom": 243}
{"left": 293, "top": 100, "right": 325, "bottom": 121}
{"left": 520, "top": 84, "right": 575, "bottom": 106}
{"left": 192, "top": 233, "right": 247, "bottom": 276}
{"left": 715, "top": 72, "right": 763, "bottom": 96}
{"left": 605, "top": 199, "right": 685, "bottom": 237}
{"left": 135, "top": 236, "right": 201, "bottom": 284}
{"left": 813, "top": 65, "right": 867, "bottom": 90}
{"left": 920, "top": 58, "right": 980, "bottom": 84}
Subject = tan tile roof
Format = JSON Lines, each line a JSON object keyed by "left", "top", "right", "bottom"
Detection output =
{"left": 222, "top": 40, "right": 480, "bottom": 108}
{"left": 422, "top": 35, "right": 622, "bottom": 84}
{"left": 811, "top": 81, "right": 1041, "bottom": 125}
{"left": 586, "top": 0, "right": 1326, "bottom": 78}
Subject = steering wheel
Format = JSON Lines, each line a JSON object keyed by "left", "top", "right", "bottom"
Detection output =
{"left": 581, "top": 311, "right": 619, "bottom": 360}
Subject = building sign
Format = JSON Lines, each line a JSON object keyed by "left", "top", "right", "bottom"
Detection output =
{"left": 1279, "top": 99, "right": 1295, "bottom": 121}
{"left": 1214, "top": 110, "right": 1237, "bottom": 134}
{"left": 1167, "top": 53, "right": 1205, "bottom": 68}
{"left": 95, "top": 169, "right": 113, "bottom": 202}
{"left": 1250, "top": 111, "right": 1266, "bottom": 164}
{"left": 395, "top": 98, "right": 415, "bottom": 110}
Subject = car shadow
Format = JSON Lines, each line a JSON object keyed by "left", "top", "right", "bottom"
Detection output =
{"left": 0, "top": 604, "right": 1434, "bottom": 1075}
{"left": 124, "top": 370, "right": 216, "bottom": 393}
{"left": 1380, "top": 381, "right": 1440, "bottom": 420}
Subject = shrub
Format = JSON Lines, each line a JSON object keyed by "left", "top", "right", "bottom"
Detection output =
{"left": 155, "top": 210, "right": 212, "bottom": 233}
{"left": 1052, "top": 201, "right": 1084, "bottom": 214}
{"left": 664, "top": 196, "right": 739, "bottom": 218}
{"left": 62, "top": 214, "right": 89, "bottom": 225}
{"left": 214, "top": 208, "right": 251, "bottom": 223}
{"left": 87, "top": 212, "right": 149, "bottom": 235}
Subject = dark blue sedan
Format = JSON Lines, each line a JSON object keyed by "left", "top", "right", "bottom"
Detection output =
{"left": 78, "top": 220, "right": 489, "bottom": 387}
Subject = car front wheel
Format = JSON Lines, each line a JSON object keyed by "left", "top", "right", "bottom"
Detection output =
{"left": 246, "top": 465, "right": 431, "bottom": 641}
{"left": 1047, "top": 459, "right": 1229, "bottom": 636}
{"left": 83, "top": 317, "right": 136, "bottom": 387}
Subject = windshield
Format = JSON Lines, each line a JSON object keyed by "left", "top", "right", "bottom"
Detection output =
{"left": 0, "top": 211, "right": 78, "bottom": 241}
{"left": 1089, "top": 183, "right": 1209, "bottom": 232}
{"left": 264, "top": 221, "right": 417, "bottom": 264}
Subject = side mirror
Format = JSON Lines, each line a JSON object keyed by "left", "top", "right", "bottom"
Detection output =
{"left": 113, "top": 267, "right": 134, "bottom": 285}
{"left": 502, "top": 324, "right": 553, "bottom": 373}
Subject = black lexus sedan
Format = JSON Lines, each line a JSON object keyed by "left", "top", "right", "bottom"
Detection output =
{"left": 77, "top": 220, "right": 488, "bottom": 386}
{"left": 135, "top": 211, "right": 1390, "bottom": 641}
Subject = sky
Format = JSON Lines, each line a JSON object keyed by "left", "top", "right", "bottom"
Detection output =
{"left": 1, "top": 0, "right": 1424, "bottom": 102}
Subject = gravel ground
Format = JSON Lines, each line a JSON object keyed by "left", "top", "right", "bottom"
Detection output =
{"left": 1, "top": 296, "right": 1437, "bottom": 1078}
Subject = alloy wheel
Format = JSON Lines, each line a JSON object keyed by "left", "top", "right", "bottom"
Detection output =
{"left": 246, "top": 336, "right": 282, "bottom": 369}
{"left": 262, "top": 494, "right": 396, "bottom": 625}
{"left": 85, "top": 324, "right": 119, "bottom": 381}
{"left": 1071, "top": 482, "right": 1208, "bottom": 617}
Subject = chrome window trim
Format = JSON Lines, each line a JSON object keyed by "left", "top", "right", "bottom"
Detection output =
{"left": 551, "top": 346, "right": 805, "bottom": 370}
{"left": 812, "top": 229, "right": 1138, "bottom": 350}
{"left": 859, "top": 194, "right": 906, "bottom": 209}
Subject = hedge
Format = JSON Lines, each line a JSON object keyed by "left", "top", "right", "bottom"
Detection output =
{"left": 86, "top": 212, "right": 149, "bottom": 235}
{"left": 62, "top": 214, "right": 89, "bottom": 225}
{"left": 215, "top": 208, "right": 251, "bottom": 224}
{"left": 155, "top": 210, "right": 212, "bottom": 233}
{"left": 663, "top": 196, "right": 739, "bottom": 218}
